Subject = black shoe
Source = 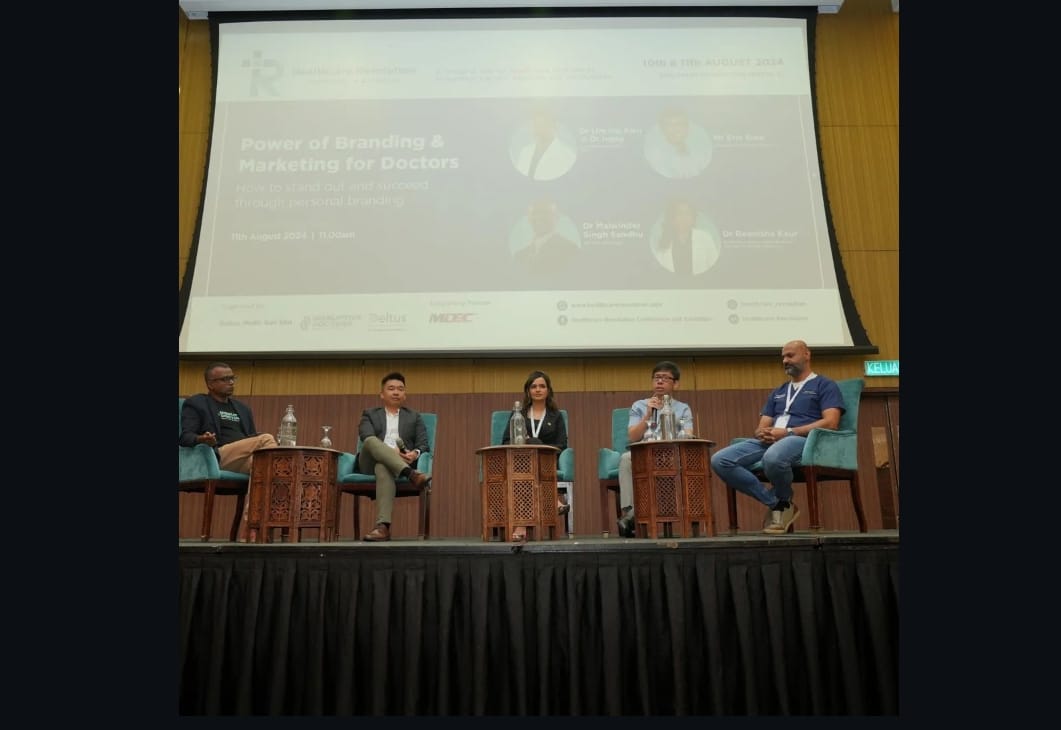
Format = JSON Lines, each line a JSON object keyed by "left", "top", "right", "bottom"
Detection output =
{"left": 617, "top": 514, "right": 635, "bottom": 538}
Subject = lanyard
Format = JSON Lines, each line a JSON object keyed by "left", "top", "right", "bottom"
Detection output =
{"left": 529, "top": 409, "right": 545, "bottom": 439}
{"left": 784, "top": 373, "right": 817, "bottom": 414}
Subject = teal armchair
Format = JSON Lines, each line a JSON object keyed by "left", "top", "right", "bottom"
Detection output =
{"left": 597, "top": 408, "right": 629, "bottom": 536}
{"left": 177, "top": 397, "right": 250, "bottom": 541}
{"left": 336, "top": 413, "right": 436, "bottom": 540}
{"left": 724, "top": 378, "right": 867, "bottom": 533}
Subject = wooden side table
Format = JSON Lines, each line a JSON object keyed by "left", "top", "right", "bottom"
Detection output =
{"left": 630, "top": 438, "right": 717, "bottom": 538}
{"left": 247, "top": 446, "right": 341, "bottom": 543}
{"left": 477, "top": 444, "right": 562, "bottom": 542}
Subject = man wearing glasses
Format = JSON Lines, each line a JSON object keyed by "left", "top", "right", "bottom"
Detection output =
{"left": 179, "top": 362, "right": 277, "bottom": 475}
{"left": 615, "top": 361, "right": 694, "bottom": 538}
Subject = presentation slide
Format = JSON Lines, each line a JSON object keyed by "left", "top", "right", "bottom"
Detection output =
{"left": 179, "top": 14, "right": 863, "bottom": 356}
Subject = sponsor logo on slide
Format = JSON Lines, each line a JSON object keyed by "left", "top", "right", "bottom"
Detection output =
{"left": 300, "top": 314, "right": 361, "bottom": 331}
{"left": 429, "top": 313, "right": 476, "bottom": 324}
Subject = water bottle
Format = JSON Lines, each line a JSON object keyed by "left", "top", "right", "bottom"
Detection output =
{"left": 509, "top": 400, "right": 527, "bottom": 445}
{"left": 659, "top": 395, "right": 676, "bottom": 440}
{"left": 279, "top": 404, "right": 298, "bottom": 446}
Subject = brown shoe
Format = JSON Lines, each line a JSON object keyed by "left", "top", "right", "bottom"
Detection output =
{"left": 405, "top": 469, "right": 432, "bottom": 489}
{"left": 364, "top": 523, "right": 390, "bottom": 542}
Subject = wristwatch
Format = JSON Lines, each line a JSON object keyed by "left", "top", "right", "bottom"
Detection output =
{"left": 786, "top": 427, "right": 796, "bottom": 437}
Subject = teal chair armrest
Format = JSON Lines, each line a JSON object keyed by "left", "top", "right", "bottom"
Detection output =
{"left": 802, "top": 428, "right": 858, "bottom": 470}
{"left": 337, "top": 451, "right": 375, "bottom": 484}
{"left": 729, "top": 430, "right": 858, "bottom": 472}
{"left": 598, "top": 447, "right": 620, "bottom": 480}
{"left": 417, "top": 451, "right": 433, "bottom": 476}
{"left": 558, "top": 447, "right": 574, "bottom": 482}
{"left": 337, "top": 451, "right": 357, "bottom": 477}
{"left": 179, "top": 444, "right": 221, "bottom": 481}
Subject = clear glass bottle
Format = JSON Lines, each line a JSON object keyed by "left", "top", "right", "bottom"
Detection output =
{"left": 659, "top": 394, "right": 676, "bottom": 440}
{"left": 279, "top": 404, "right": 298, "bottom": 446}
{"left": 509, "top": 400, "right": 527, "bottom": 445}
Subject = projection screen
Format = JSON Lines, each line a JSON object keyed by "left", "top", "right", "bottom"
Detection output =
{"left": 178, "top": 10, "right": 875, "bottom": 357}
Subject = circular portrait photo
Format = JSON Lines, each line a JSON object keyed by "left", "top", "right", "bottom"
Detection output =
{"left": 509, "top": 200, "right": 582, "bottom": 274}
{"left": 648, "top": 199, "right": 721, "bottom": 275}
{"left": 510, "top": 110, "right": 578, "bottom": 181}
{"left": 643, "top": 108, "right": 713, "bottom": 179}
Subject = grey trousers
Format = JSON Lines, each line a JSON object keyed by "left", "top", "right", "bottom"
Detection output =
{"left": 619, "top": 450, "right": 634, "bottom": 512}
{"left": 356, "top": 436, "right": 411, "bottom": 525}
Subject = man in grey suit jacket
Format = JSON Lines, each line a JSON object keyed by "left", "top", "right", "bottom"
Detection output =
{"left": 357, "top": 371, "right": 432, "bottom": 542}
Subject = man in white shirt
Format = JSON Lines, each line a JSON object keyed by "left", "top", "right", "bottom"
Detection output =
{"left": 514, "top": 110, "right": 578, "bottom": 181}
{"left": 644, "top": 108, "right": 713, "bottom": 179}
{"left": 356, "top": 371, "right": 432, "bottom": 542}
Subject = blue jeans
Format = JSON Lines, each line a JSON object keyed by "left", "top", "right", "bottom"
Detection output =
{"left": 710, "top": 436, "right": 806, "bottom": 508}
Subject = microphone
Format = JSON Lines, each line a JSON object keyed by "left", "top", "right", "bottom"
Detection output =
{"left": 396, "top": 437, "right": 406, "bottom": 451}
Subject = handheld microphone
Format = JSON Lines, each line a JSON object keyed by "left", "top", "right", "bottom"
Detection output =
{"left": 396, "top": 437, "right": 406, "bottom": 451}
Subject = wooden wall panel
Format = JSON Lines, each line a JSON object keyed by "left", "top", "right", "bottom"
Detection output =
{"left": 181, "top": 388, "right": 899, "bottom": 540}
{"left": 820, "top": 126, "right": 899, "bottom": 252}
{"left": 816, "top": 0, "right": 899, "bottom": 128}
{"left": 178, "top": 13, "right": 211, "bottom": 288}
{"left": 839, "top": 250, "right": 900, "bottom": 367}
{"left": 179, "top": 352, "right": 891, "bottom": 395}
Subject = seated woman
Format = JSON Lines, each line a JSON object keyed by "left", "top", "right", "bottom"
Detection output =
{"left": 502, "top": 370, "right": 569, "bottom": 542}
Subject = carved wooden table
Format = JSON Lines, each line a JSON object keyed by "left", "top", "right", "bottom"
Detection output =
{"left": 630, "top": 438, "right": 718, "bottom": 538}
{"left": 247, "top": 446, "right": 341, "bottom": 543}
{"left": 477, "top": 444, "right": 563, "bottom": 542}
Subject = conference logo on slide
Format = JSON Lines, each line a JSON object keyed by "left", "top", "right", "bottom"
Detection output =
{"left": 429, "top": 312, "right": 476, "bottom": 324}
{"left": 242, "top": 50, "right": 283, "bottom": 98}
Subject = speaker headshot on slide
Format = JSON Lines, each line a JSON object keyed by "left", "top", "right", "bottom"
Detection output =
{"left": 643, "top": 107, "right": 713, "bottom": 179}
{"left": 649, "top": 198, "right": 721, "bottom": 276}
{"left": 509, "top": 199, "right": 581, "bottom": 275}
{"left": 511, "top": 109, "right": 578, "bottom": 181}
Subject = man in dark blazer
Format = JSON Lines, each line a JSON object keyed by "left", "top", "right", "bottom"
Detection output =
{"left": 179, "top": 361, "right": 277, "bottom": 474}
{"left": 513, "top": 199, "right": 579, "bottom": 275}
{"left": 356, "top": 371, "right": 432, "bottom": 542}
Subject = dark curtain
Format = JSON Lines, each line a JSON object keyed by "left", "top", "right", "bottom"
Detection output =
{"left": 179, "top": 542, "right": 898, "bottom": 715}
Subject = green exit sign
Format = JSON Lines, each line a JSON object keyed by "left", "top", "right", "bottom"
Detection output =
{"left": 864, "top": 360, "right": 899, "bottom": 377}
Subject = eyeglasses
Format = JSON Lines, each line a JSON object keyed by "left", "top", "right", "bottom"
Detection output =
{"left": 652, "top": 375, "right": 676, "bottom": 382}
{"left": 210, "top": 376, "right": 238, "bottom": 384}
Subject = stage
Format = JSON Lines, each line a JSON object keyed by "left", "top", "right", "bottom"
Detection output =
{"left": 179, "top": 529, "right": 898, "bottom": 715}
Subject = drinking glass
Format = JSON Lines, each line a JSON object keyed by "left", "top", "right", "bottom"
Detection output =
{"left": 679, "top": 415, "right": 696, "bottom": 439}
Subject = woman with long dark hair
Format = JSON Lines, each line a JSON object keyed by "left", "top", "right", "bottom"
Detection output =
{"left": 503, "top": 370, "right": 569, "bottom": 541}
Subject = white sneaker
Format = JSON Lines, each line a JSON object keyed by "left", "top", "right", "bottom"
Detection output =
{"left": 763, "top": 503, "right": 800, "bottom": 534}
